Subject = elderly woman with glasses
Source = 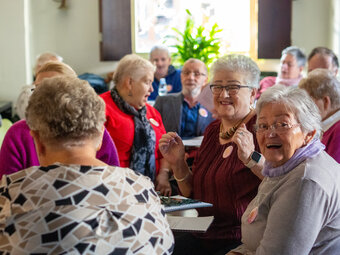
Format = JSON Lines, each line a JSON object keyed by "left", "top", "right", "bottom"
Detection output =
{"left": 159, "top": 54, "right": 264, "bottom": 255}
{"left": 228, "top": 85, "right": 340, "bottom": 255}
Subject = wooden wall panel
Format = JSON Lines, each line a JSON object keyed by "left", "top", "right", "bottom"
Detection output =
{"left": 258, "top": 0, "right": 292, "bottom": 59}
{"left": 99, "top": 0, "right": 132, "bottom": 61}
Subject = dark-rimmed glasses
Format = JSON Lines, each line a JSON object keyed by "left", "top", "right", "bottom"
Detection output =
{"left": 209, "top": 84, "right": 250, "bottom": 95}
{"left": 254, "top": 122, "right": 300, "bottom": 134}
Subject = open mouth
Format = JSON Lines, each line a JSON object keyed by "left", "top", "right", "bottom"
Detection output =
{"left": 219, "top": 101, "right": 233, "bottom": 105}
{"left": 266, "top": 143, "right": 282, "bottom": 149}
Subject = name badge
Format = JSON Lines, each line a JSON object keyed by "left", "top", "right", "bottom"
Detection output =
{"left": 199, "top": 108, "right": 208, "bottom": 118}
{"left": 223, "top": 146, "right": 233, "bottom": 158}
{"left": 149, "top": 118, "right": 159, "bottom": 127}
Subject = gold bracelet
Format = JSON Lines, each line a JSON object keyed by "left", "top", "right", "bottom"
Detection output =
{"left": 174, "top": 171, "right": 190, "bottom": 182}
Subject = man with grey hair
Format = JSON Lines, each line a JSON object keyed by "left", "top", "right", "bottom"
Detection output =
{"left": 149, "top": 45, "right": 182, "bottom": 100}
{"left": 299, "top": 68, "right": 340, "bottom": 163}
{"left": 154, "top": 58, "right": 214, "bottom": 139}
{"left": 308, "top": 46, "right": 339, "bottom": 76}
{"left": 14, "top": 52, "right": 63, "bottom": 119}
{"left": 256, "top": 46, "right": 306, "bottom": 99}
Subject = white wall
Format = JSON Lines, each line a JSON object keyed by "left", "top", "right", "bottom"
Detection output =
{"left": 0, "top": 0, "right": 339, "bottom": 104}
{"left": 30, "top": 0, "right": 117, "bottom": 76}
{"left": 0, "top": 0, "right": 29, "bottom": 102}
{"left": 292, "top": 0, "right": 332, "bottom": 54}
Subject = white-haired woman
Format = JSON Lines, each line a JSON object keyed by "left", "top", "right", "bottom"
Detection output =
{"left": 0, "top": 76, "right": 174, "bottom": 253}
{"left": 229, "top": 85, "right": 340, "bottom": 254}
{"left": 100, "top": 54, "right": 171, "bottom": 195}
{"left": 299, "top": 68, "right": 340, "bottom": 163}
{"left": 256, "top": 46, "right": 306, "bottom": 99}
{"left": 159, "top": 54, "right": 264, "bottom": 254}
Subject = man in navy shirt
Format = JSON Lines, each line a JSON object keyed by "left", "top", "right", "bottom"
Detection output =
{"left": 154, "top": 58, "right": 214, "bottom": 138}
{"left": 149, "top": 45, "right": 182, "bottom": 100}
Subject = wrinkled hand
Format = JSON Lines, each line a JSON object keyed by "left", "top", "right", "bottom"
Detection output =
{"left": 155, "top": 171, "right": 171, "bottom": 197}
{"left": 159, "top": 132, "right": 185, "bottom": 166}
{"left": 231, "top": 124, "right": 255, "bottom": 164}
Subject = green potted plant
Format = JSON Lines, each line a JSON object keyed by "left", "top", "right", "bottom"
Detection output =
{"left": 166, "top": 9, "right": 222, "bottom": 68}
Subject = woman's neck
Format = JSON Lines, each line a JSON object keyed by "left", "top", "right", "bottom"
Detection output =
{"left": 39, "top": 144, "right": 107, "bottom": 167}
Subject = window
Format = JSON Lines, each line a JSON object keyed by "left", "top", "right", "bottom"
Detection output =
{"left": 134, "top": 0, "right": 257, "bottom": 58}
{"left": 100, "top": 0, "right": 291, "bottom": 61}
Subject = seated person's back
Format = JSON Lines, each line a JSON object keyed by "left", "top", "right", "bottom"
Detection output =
{"left": 0, "top": 76, "right": 174, "bottom": 253}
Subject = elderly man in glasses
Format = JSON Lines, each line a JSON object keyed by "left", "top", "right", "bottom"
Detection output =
{"left": 154, "top": 58, "right": 214, "bottom": 139}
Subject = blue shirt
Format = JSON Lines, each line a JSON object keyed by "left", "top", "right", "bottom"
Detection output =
{"left": 149, "top": 65, "right": 182, "bottom": 100}
{"left": 180, "top": 101, "right": 199, "bottom": 138}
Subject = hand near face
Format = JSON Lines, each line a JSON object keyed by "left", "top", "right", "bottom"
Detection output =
{"left": 159, "top": 132, "right": 185, "bottom": 166}
{"left": 231, "top": 123, "right": 255, "bottom": 164}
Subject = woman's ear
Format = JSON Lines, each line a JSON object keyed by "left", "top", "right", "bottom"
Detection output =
{"left": 96, "top": 126, "right": 105, "bottom": 151}
{"left": 30, "top": 130, "right": 46, "bottom": 157}
{"left": 250, "top": 88, "right": 257, "bottom": 105}
{"left": 124, "top": 76, "right": 134, "bottom": 96}
{"left": 304, "top": 129, "right": 317, "bottom": 145}
{"left": 323, "top": 96, "right": 331, "bottom": 112}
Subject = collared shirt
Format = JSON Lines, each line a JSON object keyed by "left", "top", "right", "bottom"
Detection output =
{"left": 180, "top": 100, "right": 199, "bottom": 138}
{"left": 321, "top": 108, "right": 340, "bottom": 132}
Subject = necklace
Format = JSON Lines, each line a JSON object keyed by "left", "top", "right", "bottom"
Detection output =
{"left": 219, "top": 109, "right": 255, "bottom": 140}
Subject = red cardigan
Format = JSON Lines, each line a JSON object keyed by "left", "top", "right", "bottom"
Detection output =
{"left": 101, "top": 91, "right": 166, "bottom": 174}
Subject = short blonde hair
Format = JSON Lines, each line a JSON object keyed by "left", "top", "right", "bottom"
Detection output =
{"left": 113, "top": 54, "right": 155, "bottom": 86}
{"left": 299, "top": 68, "right": 340, "bottom": 109}
{"left": 26, "top": 76, "right": 106, "bottom": 146}
{"left": 36, "top": 61, "right": 77, "bottom": 78}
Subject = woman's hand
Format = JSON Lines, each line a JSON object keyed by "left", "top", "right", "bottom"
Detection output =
{"left": 159, "top": 132, "right": 185, "bottom": 166}
{"left": 155, "top": 170, "right": 172, "bottom": 197}
{"left": 232, "top": 124, "right": 255, "bottom": 164}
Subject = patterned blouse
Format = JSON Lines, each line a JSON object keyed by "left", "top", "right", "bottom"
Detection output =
{"left": 0, "top": 164, "right": 174, "bottom": 254}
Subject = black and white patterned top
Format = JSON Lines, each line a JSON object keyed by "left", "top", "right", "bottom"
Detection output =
{"left": 0, "top": 164, "right": 174, "bottom": 254}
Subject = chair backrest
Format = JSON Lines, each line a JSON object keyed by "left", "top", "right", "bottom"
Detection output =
{"left": 0, "top": 118, "right": 13, "bottom": 148}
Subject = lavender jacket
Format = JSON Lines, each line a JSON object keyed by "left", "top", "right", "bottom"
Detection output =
{"left": 0, "top": 120, "right": 120, "bottom": 179}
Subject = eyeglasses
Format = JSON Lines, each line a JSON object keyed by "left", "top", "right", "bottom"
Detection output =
{"left": 209, "top": 84, "right": 250, "bottom": 95}
{"left": 181, "top": 71, "right": 206, "bottom": 78}
{"left": 254, "top": 122, "right": 300, "bottom": 134}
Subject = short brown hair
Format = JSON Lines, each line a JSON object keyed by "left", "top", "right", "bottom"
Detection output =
{"left": 26, "top": 76, "right": 105, "bottom": 147}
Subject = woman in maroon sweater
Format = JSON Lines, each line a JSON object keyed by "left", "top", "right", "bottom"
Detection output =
{"left": 160, "top": 54, "right": 264, "bottom": 255}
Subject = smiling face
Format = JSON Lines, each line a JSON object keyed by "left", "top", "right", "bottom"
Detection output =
{"left": 256, "top": 102, "right": 307, "bottom": 167}
{"left": 181, "top": 60, "right": 207, "bottom": 97}
{"left": 280, "top": 54, "right": 302, "bottom": 79}
{"left": 129, "top": 70, "right": 154, "bottom": 109}
{"left": 212, "top": 70, "right": 255, "bottom": 122}
{"left": 150, "top": 50, "right": 171, "bottom": 79}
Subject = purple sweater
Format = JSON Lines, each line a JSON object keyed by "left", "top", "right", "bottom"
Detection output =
{"left": 0, "top": 120, "right": 120, "bottom": 179}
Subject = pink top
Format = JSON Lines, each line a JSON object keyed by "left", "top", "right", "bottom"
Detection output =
{"left": 0, "top": 120, "right": 119, "bottom": 179}
{"left": 322, "top": 120, "right": 340, "bottom": 163}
